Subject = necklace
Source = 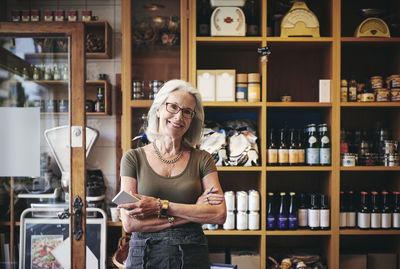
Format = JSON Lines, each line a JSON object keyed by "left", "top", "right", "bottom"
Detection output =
{"left": 152, "top": 142, "right": 183, "bottom": 164}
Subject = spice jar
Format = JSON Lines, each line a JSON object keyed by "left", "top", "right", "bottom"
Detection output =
{"left": 149, "top": 80, "right": 164, "bottom": 100}
{"left": 55, "top": 10, "right": 65, "bottom": 22}
{"left": 342, "top": 153, "right": 356, "bottom": 167}
{"left": 132, "top": 80, "right": 144, "bottom": 100}
{"left": 340, "top": 79, "right": 348, "bottom": 102}
{"left": 391, "top": 88, "right": 400, "bottom": 102}
{"left": 33, "top": 67, "right": 41, "bottom": 80}
{"left": 370, "top": 76, "right": 383, "bottom": 89}
{"left": 67, "top": 10, "right": 78, "bottom": 22}
{"left": 44, "top": 10, "right": 53, "bottom": 22}
{"left": 375, "top": 88, "right": 390, "bottom": 102}
{"left": 30, "top": 10, "right": 40, "bottom": 22}
{"left": 21, "top": 10, "right": 30, "bottom": 22}
{"left": 11, "top": 10, "right": 21, "bottom": 22}
{"left": 247, "top": 73, "right": 260, "bottom": 102}
{"left": 236, "top": 73, "right": 248, "bottom": 102}
{"left": 389, "top": 74, "right": 400, "bottom": 89}
{"left": 82, "top": 10, "right": 92, "bottom": 21}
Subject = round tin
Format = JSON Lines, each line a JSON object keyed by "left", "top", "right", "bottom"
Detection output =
{"left": 248, "top": 190, "right": 260, "bottom": 211}
{"left": 224, "top": 191, "right": 235, "bottom": 211}
{"left": 385, "top": 154, "right": 399, "bottom": 167}
{"left": 223, "top": 211, "right": 235, "bottom": 230}
{"left": 248, "top": 211, "right": 260, "bottom": 230}
{"left": 236, "top": 211, "right": 248, "bottom": 230}
{"left": 375, "top": 88, "right": 390, "bottom": 102}
{"left": 236, "top": 191, "right": 248, "bottom": 212}
{"left": 384, "top": 140, "right": 395, "bottom": 154}
{"left": 342, "top": 153, "right": 356, "bottom": 167}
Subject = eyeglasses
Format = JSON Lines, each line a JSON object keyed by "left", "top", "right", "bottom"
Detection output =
{"left": 165, "top": 102, "right": 195, "bottom": 119}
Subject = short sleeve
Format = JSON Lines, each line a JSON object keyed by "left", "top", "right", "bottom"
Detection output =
{"left": 120, "top": 149, "right": 138, "bottom": 178}
{"left": 200, "top": 150, "right": 217, "bottom": 179}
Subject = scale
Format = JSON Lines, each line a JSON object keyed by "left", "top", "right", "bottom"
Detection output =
{"left": 210, "top": 0, "right": 246, "bottom": 36}
{"left": 355, "top": 17, "right": 390, "bottom": 37}
{"left": 280, "top": 0, "right": 320, "bottom": 38}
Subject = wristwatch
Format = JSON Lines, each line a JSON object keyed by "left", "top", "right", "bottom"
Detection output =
{"left": 160, "top": 200, "right": 169, "bottom": 217}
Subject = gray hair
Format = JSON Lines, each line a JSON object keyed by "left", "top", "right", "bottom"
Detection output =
{"left": 145, "top": 79, "right": 204, "bottom": 148}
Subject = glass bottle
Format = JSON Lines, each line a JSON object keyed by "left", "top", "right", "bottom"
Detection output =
{"left": 267, "top": 129, "right": 278, "bottom": 166}
{"left": 22, "top": 67, "right": 29, "bottom": 80}
{"left": 278, "top": 192, "right": 288, "bottom": 230}
{"left": 348, "top": 76, "right": 357, "bottom": 102}
{"left": 267, "top": 192, "right": 276, "bottom": 230}
{"left": 197, "top": 0, "right": 211, "bottom": 36}
{"left": 33, "top": 67, "right": 40, "bottom": 80}
{"left": 320, "top": 194, "right": 330, "bottom": 230}
{"left": 347, "top": 191, "right": 357, "bottom": 228}
{"left": 44, "top": 65, "right": 53, "bottom": 80}
{"left": 53, "top": 64, "right": 61, "bottom": 80}
{"left": 381, "top": 191, "right": 392, "bottom": 229}
{"left": 306, "top": 124, "right": 320, "bottom": 166}
{"left": 297, "top": 128, "right": 305, "bottom": 165}
{"left": 298, "top": 193, "right": 308, "bottom": 229}
{"left": 358, "top": 191, "right": 371, "bottom": 230}
{"left": 245, "top": 0, "right": 259, "bottom": 36}
{"left": 340, "top": 129, "right": 349, "bottom": 155}
{"left": 393, "top": 192, "right": 400, "bottom": 229}
{"left": 278, "top": 128, "right": 289, "bottom": 166}
{"left": 370, "top": 191, "right": 381, "bottom": 229}
{"left": 288, "top": 129, "right": 298, "bottom": 166}
{"left": 360, "top": 129, "right": 370, "bottom": 155}
{"left": 95, "top": 87, "right": 105, "bottom": 112}
{"left": 288, "top": 192, "right": 298, "bottom": 230}
{"left": 340, "top": 191, "right": 346, "bottom": 228}
{"left": 340, "top": 78, "right": 348, "bottom": 102}
{"left": 62, "top": 65, "right": 69, "bottom": 80}
{"left": 308, "top": 193, "right": 320, "bottom": 230}
{"left": 318, "top": 123, "right": 331, "bottom": 165}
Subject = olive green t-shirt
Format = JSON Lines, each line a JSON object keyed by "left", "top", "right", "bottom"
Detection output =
{"left": 120, "top": 147, "right": 217, "bottom": 204}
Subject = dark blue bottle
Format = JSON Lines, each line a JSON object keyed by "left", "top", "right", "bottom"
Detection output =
{"left": 267, "top": 192, "right": 276, "bottom": 230}
{"left": 278, "top": 192, "right": 288, "bottom": 230}
{"left": 288, "top": 192, "right": 298, "bottom": 229}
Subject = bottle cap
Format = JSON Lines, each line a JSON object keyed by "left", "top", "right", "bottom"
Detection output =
{"left": 248, "top": 73, "right": 260, "bottom": 83}
{"left": 236, "top": 73, "right": 248, "bottom": 83}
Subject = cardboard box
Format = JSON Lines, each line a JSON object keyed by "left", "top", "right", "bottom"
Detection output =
{"left": 231, "top": 251, "right": 260, "bottom": 269}
{"left": 367, "top": 253, "right": 397, "bottom": 269}
{"left": 319, "top": 79, "right": 331, "bottom": 103}
{"left": 340, "top": 254, "right": 367, "bottom": 269}
{"left": 197, "top": 70, "right": 216, "bottom": 101}
{"left": 216, "top": 70, "right": 235, "bottom": 101}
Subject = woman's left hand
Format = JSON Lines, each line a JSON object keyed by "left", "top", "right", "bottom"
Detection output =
{"left": 196, "top": 187, "right": 224, "bottom": 206}
{"left": 118, "top": 194, "right": 159, "bottom": 219}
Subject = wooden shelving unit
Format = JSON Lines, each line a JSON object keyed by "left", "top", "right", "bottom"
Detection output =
{"left": 120, "top": 0, "right": 400, "bottom": 268}
{"left": 85, "top": 21, "right": 112, "bottom": 59}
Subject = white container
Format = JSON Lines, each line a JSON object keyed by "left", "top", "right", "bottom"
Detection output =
{"left": 236, "top": 191, "right": 248, "bottom": 212}
{"left": 248, "top": 211, "right": 260, "bottom": 230}
{"left": 110, "top": 207, "right": 119, "bottom": 222}
{"left": 248, "top": 190, "right": 260, "bottom": 211}
{"left": 224, "top": 191, "right": 235, "bottom": 211}
{"left": 236, "top": 211, "right": 248, "bottom": 230}
{"left": 216, "top": 70, "right": 235, "bottom": 101}
{"left": 197, "top": 70, "right": 216, "bottom": 101}
{"left": 319, "top": 79, "right": 331, "bottom": 103}
{"left": 223, "top": 211, "right": 235, "bottom": 230}
{"left": 210, "top": 0, "right": 245, "bottom": 7}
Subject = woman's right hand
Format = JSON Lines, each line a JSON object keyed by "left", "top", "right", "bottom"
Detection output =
{"left": 196, "top": 187, "right": 224, "bottom": 206}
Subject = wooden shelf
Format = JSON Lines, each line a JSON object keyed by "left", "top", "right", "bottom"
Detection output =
{"left": 130, "top": 100, "right": 153, "bottom": 107}
{"left": 267, "top": 166, "right": 332, "bottom": 171}
{"left": 204, "top": 230, "right": 263, "bottom": 236}
{"left": 266, "top": 37, "right": 333, "bottom": 43}
{"left": 107, "top": 221, "right": 123, "bottom": 227}
{"left": 340, "top": 229, "right": 400, "bottom": 235}
{"left": 196, "top": 36, "right": 263, "bottom": 43}
{"left": 216, "top": 166, "right": 262, "bottom": 172}
{"left": 341, "top": 102, "right": 400, "bottom": 107}
{"left": 341, "top": 37, "right": 400, "bottom": 43}
{"left": 204, "top": 101, "right": 262, "bottom": 107}
{"left": 341, "top": 166, "right": 400, "bottom": 171}
{"left": 267, "top": 102, "right": 332, "bottom": 108}
{"left": 266, "top": 230, "right": 331, "bottom": 236}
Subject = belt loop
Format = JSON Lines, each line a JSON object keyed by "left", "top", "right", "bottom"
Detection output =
{"left": 143, "top": 238, "right": 150, "bottom": 268}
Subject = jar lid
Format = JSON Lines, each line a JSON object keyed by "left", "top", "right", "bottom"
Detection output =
{"left": 370, "top": 76, "right": 383, "bottom": 80}
{"left": 248, "top": 73, "right": 260, "bottom": 83}
{"left": 236, "top": 73, "right": 247, "bottom": 83}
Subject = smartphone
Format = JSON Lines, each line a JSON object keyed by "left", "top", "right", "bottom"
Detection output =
{"left": 112, "top": 190, "right": 140, "bottom": 205}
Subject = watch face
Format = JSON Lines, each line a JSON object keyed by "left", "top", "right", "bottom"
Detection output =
{"left": 282, "top": 8, "right": 319, "bottom": 28}
{"left": 360, "top": 19, "right": 388, "bottom": 34}
{"left": 211, "top": 7, "right": 245, "bottom": 34}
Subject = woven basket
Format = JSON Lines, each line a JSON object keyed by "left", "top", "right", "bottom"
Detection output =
{"left": 112, "top": 236, "right": 131, "bottom": 269}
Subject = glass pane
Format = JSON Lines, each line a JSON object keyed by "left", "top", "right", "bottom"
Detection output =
{"left": 0, "top": 35, "right": 70, "bottom": 268}
{"left": 131, "top": 0, "right": 181, "bottom": 100}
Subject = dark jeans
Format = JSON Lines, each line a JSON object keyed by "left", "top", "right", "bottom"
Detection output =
{"left": 126, "top": 226, "right": 209, "bottom": 269}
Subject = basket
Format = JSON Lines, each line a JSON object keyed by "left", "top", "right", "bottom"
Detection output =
{"left": 112, "top": 235, "right": 131, "bottom": 269}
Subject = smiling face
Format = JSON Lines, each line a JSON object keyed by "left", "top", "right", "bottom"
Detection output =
{"left": 156, "top": 90, "right": 196, "bottom": 140}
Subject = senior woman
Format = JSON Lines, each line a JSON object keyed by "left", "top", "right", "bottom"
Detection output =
{"left": 118, "top": 79, "right": 227, "bottom": 268}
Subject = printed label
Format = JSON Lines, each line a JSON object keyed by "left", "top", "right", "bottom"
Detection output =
{"left": 357, "top": 212, "right": 371, "bottom": 229}
{"left": 306, "top": 148, "right": 320, "bottom": 164}
{"left": 321, "top": 136, "right": 330, "bottom": 144}
{"left": 289, "top": 149, "right": 298, "bottom": 164}
{"left": 278, "top": 149, "right": 289, "bottom": 164}
{"left": 308, "top": 209, "right": 320, "bottom": 228}
{"left": 393, "top": 213, "right": 400, "bottom": 228}
{"left": 308, "top": 136, "right": 317, "bottom": 144}
{"left": 278, "top": 215, "right": 288, "bottom": 229}
{"left": 382, "top": 213, "right": 392, "bottom": 228}
{"left": 289, "top": 214, "right": 298, "bottom": 229}
{"left": 347, "top": 212, "right": 356, "bottom": 227}
{"left": 267, "top": 149, "right": 278, "bottom": 164}
{"left": 298, "top": 149, "right": 305, "bottom": 164}
{"left": 340, "top": 212, "right": 346, "bottom": 227}
{"left": 267, "top": 215, "right": 276, "bottom": 229}
{"left": 298, "top": 209, "right": 308, "bottom": 227}
{"left": 320, "top": 148, "right": 331, "bottom": 164}
{"left": 320, "top": 209, "right": 330, "bottom": 228}
{"left": 371, "top": 213, "right": 381, "bottom": 228}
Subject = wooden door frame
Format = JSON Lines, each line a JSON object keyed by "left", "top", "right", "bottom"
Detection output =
{"left": 0, "top": 22, "right": 87, "bottom": 269}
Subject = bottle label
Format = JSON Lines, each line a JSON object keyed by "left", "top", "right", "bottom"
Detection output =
{"left": 340, "top": 212, "right": 346, "bottom": 227}
{"left": 298, "top": 149, "right": 305, "bottom": 164}
{"left": 320, "top": 209, "right": 330, "bottom": 228}
{"left": 320, "top": 148, "right": 331, "bottom": 165}
{"left": 236, "top": 86, "right": 247, "bottom": 101}
{"left": 382, "top": 213, "right": 392, "bottom": 228}
{"left": 349, "top": 86, "right": 357, "bottom": 101}
{"left": 267, "top": 215, "right": 276, "bottom": 229}
{"left": 306, "top": 148, "right": 320, "bottom": 164}
{"left": 321, "top": 136, "right": 330, "bottom": 144}
{"left": 308, "top": 136, "right": 317, "bottom": 144}
{"left": 371, "top": 213, "right": 381, "bottom": 228}
{"left": 278, "top": 215, "right": 288, "bottom": 229}
{"left": 308, "top": 209, "right": 320, "bottom": 228}
{"left": 357, "top": 212, "right": 371, "bottom": 229}
{"left": 289, "top": 149, "right": 298, "bottom": 164}
{"left": 278, "top": 149, "right": 289, "bottom": 164}
{"left": 347, "top": 212, "right": 356, "bottom": 227}
{"left": 267, "top": 149, "right": 278, "bottom": 164}
{"left": 288, "top": 214, "right": 298, "bottom": 229}
{"left": 341, "top": 86, "right": 348, "bottom": 102}
{"left": 393, "top": 213, "right": 400, "bottom": 228}
{"left": 298, "top": 209, "right": 308, "bottom": 227}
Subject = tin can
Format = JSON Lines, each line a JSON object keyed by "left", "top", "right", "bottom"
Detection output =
{"left": 340, "top": 79, "right": 348, "bottom": 102}
{"left": 391, "top": 88, "right": 400, "bottom": 102}
{"left": 342, "top": 153, "right": 356, "bottom": 167}
{"left": 385, "top": 154, "right": 399, "bottom": 166}
{"left": 247, "top": 73, "right": 260, "bottom": 102}
{"left": 236, "top": 211, "right": 248, "bottom": 230}
{"left": 248, "top": 211, "right": 260, "bottom": 230}
{"left": 389, "top": 75, "right": 400, "bottom": 89}
{"left": 223, "top": 211, "right": 235, "bottom": 230}
{"left": 149, "top": 80, "right": 164, "bottom": 99}
{"left": 375, "top": 88, "right": 390, "bottom": 102}
{"left": 384, "top": 140, "right": 395, "bottom": 154}
{"left": 236, "top": 73, "right": 248, "bottom": 102}
{"left": 248, "top": 190, "right": 260, "bottom": 211}
{"left": 224, "top": 191, "right": 235, "bottom": 211}
{"left": 359, "top": 153, "right": 377, "bottom": 166}
{"left": 370, "top": 76, "right": 383, "bottom": 89}
{"left": 360, "top": 93, "right": 375, "bottom": 102}
{"left": 132, "top": 80, "right": 144, "bottom": 100}
{"left": 236, "top": 191, "right": 248, "bottom": 212}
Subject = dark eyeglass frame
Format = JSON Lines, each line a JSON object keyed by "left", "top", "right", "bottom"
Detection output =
{"left": 165, "top": 102, "right": 196, "bottom": 119}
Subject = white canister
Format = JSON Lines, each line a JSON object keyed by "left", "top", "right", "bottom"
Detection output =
{"left": 224, "top": 191, "right": 236, "bottom": 211}
{"left": 236, "top": 211, "right": 248, "bottom": 230}
{"left": 223, "top": 211, "right": 235, "bottom": 230}
{"left": 248, "top": 190, "right": 260, "bottom": 211}
{"left": 248, "top": 211, "right": 260, "bottom": 230}
{"left": 236, "top": 191, "right": 248, "bottom": 212}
